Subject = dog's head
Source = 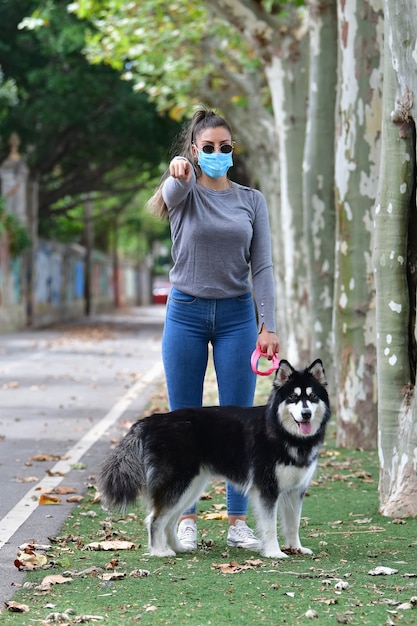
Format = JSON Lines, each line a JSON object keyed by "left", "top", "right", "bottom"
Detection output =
{"left": 271, "top": 359, "right": 330, "bottom": 438}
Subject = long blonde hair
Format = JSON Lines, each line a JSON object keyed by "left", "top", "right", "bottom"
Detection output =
{"left": 147, "top": 108, "right": 233, "bottom": 220}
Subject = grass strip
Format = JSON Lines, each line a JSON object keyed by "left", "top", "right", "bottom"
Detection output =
{"left": 2, "top": 370, "right": 417, "bottom": 625}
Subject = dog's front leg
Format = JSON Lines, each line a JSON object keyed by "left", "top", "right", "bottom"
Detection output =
{"left": 146, "top": 513, "right": 176, "bottom": 557}
{"left": 279, "top": 490, "right": 312, "bottom": 555}
{"left": 251, "top": 492, "right": 288, "bottom": 559}
{"left": 165, "top": 510, "right": 192, "bottom": 554}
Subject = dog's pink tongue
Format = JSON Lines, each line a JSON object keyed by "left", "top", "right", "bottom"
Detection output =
{"left": 299, "top": 421, "right": 312, "bottom": 435}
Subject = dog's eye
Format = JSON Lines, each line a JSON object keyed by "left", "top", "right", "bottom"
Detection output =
{"left": 309, "top": 392, "right": 318, "bottom": 401}
{"left": 287, "top": 394, "right": 299, "bottom": 403}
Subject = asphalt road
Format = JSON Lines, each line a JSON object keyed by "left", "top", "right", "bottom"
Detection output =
{"left": 0, "top": 306, "right": 166, "bottom": 604}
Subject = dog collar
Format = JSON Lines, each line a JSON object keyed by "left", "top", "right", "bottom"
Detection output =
{"left": 251, "top": 347, "right": 280, "bottom": 376}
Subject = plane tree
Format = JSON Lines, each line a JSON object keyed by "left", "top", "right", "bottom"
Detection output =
{"left": 374, "top": 0, "right": 417, "bottom": 516}
{"left": 332, "top": 0, "right": 384, "bottom": 448}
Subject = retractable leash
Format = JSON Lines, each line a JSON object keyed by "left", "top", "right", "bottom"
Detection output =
{"left": 251, "top": 346, "right": 280, "bottom": 376}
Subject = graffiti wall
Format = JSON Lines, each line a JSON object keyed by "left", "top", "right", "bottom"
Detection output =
{"left": 0, "top": 237, "right": 150, "bottom": 332}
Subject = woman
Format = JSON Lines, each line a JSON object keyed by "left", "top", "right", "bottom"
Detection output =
{"left": 148, "top": 108, "right": 279, "bottom": 552}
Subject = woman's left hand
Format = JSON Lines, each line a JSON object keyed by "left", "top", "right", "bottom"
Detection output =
{"left": 257, "top": 325, "right": 279, "bottom": 359}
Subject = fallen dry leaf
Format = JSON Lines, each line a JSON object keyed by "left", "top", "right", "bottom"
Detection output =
{"left": 15, "top": 550, "right": 48, "bottom": 571}
{"left": 39, "top": 574, "right": 73, "bottom": 589}
{"left": 130, "top": 569, "right": 150, "bottom": 578}
{"left": 44, "top": 609, "right": 75, "bottom": 622}
{"left": 16, "top": 476, "right": 39, "bottom": 483}
{"left": 336, "top": 612, "right": 352, "bottom": 624}
{"left": 397, "top": 601, "right": 414, "bottom": 610}
{"left": 202, "top": 512, "right": 228, "bottom": 520}
{"left": 30, "top": 453, "right": 66, "bottom": 462}
{"left": 71, "top": 566, "right": 104, "bottom": 578}
{"left": 4, "top": 600, "right": 29, "bottom": 612}
{"left": 85, "top": 540, "right": 135, "bottom": 551}
{"left": 368, "top": 566, "right": 398, "bottom": 576}
{"left": 245, "top": 558, "right": 264, "bottom": 567}
{"left": 3, "top": 381, "right": 19, "bottom": 390}
{"left": 49, "top": 325, "right": 115, "bottom": 345}
{"left": 99, "top": 571, "right": 126, "bottom": 581}
{"left": 39, "top": 493, "right": 62, "bottom": 505}
{"left": 212, "top": 560, "right": 263, "bottom": 574}
{"left": 67, "top": 495, "right": 84, "bottom": 503}
{"left": 334, "top": 580, "right": 349, "bottom": 591}
{"left": 80, "top": 510, "right": 97, "bottom": 518}
{"left": 312, "top": 597, "right": 338, "bottom": 605}
{"left": 54, "top": 486, "right": 77, "bottom": 495}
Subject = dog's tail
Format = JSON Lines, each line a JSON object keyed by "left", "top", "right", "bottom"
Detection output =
{"left": 99, "top": 421, "right": 146, "bottom": 511}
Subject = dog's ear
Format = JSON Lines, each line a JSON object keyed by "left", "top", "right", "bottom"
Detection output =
{"left": 307, "top": 359, "right": 327, "bottom": 386}
{"left": 274, "top": 359, "right": 294, "bottom": 388}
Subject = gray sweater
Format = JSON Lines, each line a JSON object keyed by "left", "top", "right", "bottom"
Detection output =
{"left": 162, "top": 163, "right": 276, "bottom": 333}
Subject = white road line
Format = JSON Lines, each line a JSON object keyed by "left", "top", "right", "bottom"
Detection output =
{"left": 0, "top": 361, "right": 164, "bottom": 550}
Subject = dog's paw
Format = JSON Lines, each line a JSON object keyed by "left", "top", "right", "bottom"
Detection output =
{"left": 282, "top": 545, "right": 313, "bottom": 556}
{"left": 149, "top": 547, "right": 176, "bottom": 557}
{"left": 261, "top": 547, "right": 289, "bottom": 559}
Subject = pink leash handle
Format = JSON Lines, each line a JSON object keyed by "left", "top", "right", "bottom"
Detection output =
{"left": 251, "top": 346, "right": 280, "bottom": 376}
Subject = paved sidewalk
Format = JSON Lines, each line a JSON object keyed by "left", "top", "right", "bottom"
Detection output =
{"left": 0, "top": 306, "right": 166, "bottom": 604}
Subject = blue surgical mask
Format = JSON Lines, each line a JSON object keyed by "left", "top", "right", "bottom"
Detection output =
{"left": 197, "top": 150, "right": 233, "bottom": 179}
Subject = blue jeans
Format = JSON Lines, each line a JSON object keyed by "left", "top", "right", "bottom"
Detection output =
{"left": 162, "top": 287, "right": 258, "bottom": 516}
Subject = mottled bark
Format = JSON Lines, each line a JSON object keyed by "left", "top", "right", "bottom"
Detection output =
{"left": 265, "top": 29, "right": 310, "bottom": 365}
{"left": 303, "top": 0, "right": 338, "bottom": 393}
{"left": 375, "top": 0, "right": 417, "bottom": 517}
{"left": 209, "top": 0, "right": 310, "bottom": 362}
{"left": 333, "top": 0, "right": 383, "bottom": 448}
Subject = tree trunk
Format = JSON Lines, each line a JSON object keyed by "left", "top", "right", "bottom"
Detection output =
{"left": 303, "top": 0, "right": 338, "bottom": 391}
{"left": 208, "top": 0, "right": 309, "bottom": 362}
{"left": 265, "top": 25, "right": 310, "bottom": 365}
{"left": 333, "top": 0, "right": 383, "bottom": 448}
{"left": 375, "top": 0, "right": 417, "bottom": 517}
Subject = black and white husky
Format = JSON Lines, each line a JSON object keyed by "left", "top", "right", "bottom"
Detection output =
{"left": 99, "top": 359, "right": 330, "bottom": 558}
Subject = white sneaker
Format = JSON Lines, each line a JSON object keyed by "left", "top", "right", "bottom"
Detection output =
{"left": 227, "top": 520, "right": 261, "bottom": 551}
{"left": 177, "top": 519, "right": 197, "bottom": 551}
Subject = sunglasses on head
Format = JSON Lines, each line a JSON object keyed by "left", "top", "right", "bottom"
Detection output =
{"left": 194, "top": 143, "right": 234, "bottom": 154}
